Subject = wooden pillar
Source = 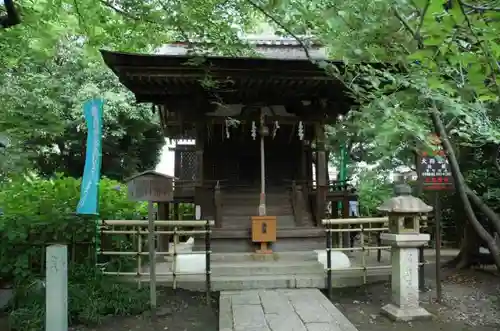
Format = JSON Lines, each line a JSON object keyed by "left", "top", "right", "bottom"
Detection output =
{"left": 195, "top": 123, "right": 205, "bottom": 216}
{"left": 173, "top": 203, "right": 179, "bottom": 220}
{"left": 214, "top": 182, "right": 222, "bottom": 228}
{"left": 315, "top": 123, "right": 327, "bottom": 226}
{"left": 195, "top": 123, "right": 205, "bottom": 187}
{"left": 157, "top": 202, "right": 170, "bottom": 255}
{"left": 300, "top": 142, "right": 308, "bottom": 182}
{"left": 306, "top": 147, "right": 313, "bottom": 193}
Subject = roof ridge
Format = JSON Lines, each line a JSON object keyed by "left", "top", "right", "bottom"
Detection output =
{"left": 169, "top": 34, "right": 322, "bottom": 47}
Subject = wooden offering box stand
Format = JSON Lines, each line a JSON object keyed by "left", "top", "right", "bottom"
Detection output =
{"left": 251, "top": 216, "right": 277, "bottom": 254}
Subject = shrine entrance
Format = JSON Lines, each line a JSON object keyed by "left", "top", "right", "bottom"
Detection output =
{"left": 100, "top": 38, "right": 359, "bottom": 252}
{"left": 205, "top": 121, "right": 301, "bottom": 188}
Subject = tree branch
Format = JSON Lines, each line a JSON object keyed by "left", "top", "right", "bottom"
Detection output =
{"left": 456, "top": 0, "right": 500, "bottom": 96}
{"left": 243, "top": 0, "right": 373, "bottom": 103}
{"left": 466, "top": 186, "right": 500, "bottom": 236}
{"left": 414, "top": 0, "right": 431, "bottom": 47}
{"left": 0, "top": 0, "right": 20, "bottom": 29}
{"left": 393, "top": 8, "right": 417, "bottom": 40}
{"left": 430, "top": 105, "right": 500, "bottom": 269}
{"left": 73, "top": 0, "right": 91, "bottom": 37}
{"left": 99, "top": 0, "right": 157, "bottom": 24}
{"left": 493, "top": 144, "right": 500, "bottom": 172}
{"left": 244, "top": 0, "right": 311, "bottom": 60}
{"left": 462, "top": 2, "right": 500, "bottom": 12}
{"left": 159, "top": 0, "right": 192, "bottom": 46}
{"left": 445, "top": 117, "right": 459, "bottom": 132}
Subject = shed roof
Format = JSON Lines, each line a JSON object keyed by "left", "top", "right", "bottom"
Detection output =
{"left": 124, "top": 170, "right": 174, "bottom": 183}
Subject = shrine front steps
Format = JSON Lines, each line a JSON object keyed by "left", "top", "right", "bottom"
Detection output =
{"left": 220, "top": 215, "right": 297, "bottom": 228}
{"left": 142, "top": 251, "right": 390, "bottom": 291}
{"left": 203, "top": 227, "right": 325, "bottom": 252}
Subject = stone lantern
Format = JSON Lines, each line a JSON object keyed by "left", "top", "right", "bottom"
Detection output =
{"left": 377, "top": 183, "right": 432, "bottom": 321}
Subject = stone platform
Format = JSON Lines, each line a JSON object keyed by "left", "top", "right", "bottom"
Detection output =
{"left": 138, "top": 251, "right": 391, "bottom": 291}
{"left": 134, "top": 251, "right": 390, "bottom": 291}
{"left": 219, "top": 289, "right": 359, "bottom": 331}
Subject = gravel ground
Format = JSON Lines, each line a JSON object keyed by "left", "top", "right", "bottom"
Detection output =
{"left": 3, "top": 262, "right": 498, "bottom": 331}
{"left": 330, "top": 263, "right": 500, "bottom": 331}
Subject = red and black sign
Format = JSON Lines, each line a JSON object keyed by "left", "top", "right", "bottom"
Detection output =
{"left": 418, "top": 149, "right": 454, "bottom": 191}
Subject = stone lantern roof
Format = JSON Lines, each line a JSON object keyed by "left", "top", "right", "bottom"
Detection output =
{"left": 377, "top": 183, "right": 433, "bottom": 214}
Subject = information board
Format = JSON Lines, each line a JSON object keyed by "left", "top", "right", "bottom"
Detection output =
{"left": 418, "top": 149, "right": 454, "bottom": 191}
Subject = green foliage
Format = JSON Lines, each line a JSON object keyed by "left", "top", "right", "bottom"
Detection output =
{"left": 356, "top": 169, "right": 393, "bottom": 216}
{"left": 0, "top": 39, "right": 164, "bottom": 179}
{"left": 0, "top": 175, "right": 150, "bottom": 330}
{"left": 8, "top": 265, "right": 149, "bottom": 330}
{"left": 0, "top": 175, "right": 145, "bottom": 285}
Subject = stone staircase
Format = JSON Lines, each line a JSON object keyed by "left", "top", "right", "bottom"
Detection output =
{"left": 153, "top": 251, "right": 326, "bottom": 290}
{"left": 220, "top": 187, "right": 313, "bottom": 228}
{"left": 145, "top": 251, "right": 390, "bottom": 291}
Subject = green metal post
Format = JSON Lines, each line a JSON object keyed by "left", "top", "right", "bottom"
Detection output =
{"left": 337, "top": 144, "right": 348, "bottom": 214}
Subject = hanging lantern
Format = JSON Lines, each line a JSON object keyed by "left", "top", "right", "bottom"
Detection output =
{"left": 272, "top": 121, "right": 280, "bottom": 138}
{"left": 225, "top": 119, "right": 230, "bottom": 139}
{"left": 260, "top": 125, "right": 270, "bottom": 137}
{"left": 251, "top": 121, "right": 257, "bottom": 140}
{"left": 298, "top": 121, "right": 304, "bottom": 140}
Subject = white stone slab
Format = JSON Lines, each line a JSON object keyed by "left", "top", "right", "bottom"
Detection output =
{"left": 287, "top": 297, "right": 333, "bottom": 323}
{"left": 233, "top": 305, "right": 267, "bottom": 329}
{"left": 305, "top": 323, "right": 333, "bottom": 331}
{"left": 174, "top": 253, "right": 206, "bottom": 274}
{"left": 315, "top": 250, "right": 351, "bottom": 270}
{"left": 266, "top": 313, "right": 307, "bottom": 331}
{"left": 259, "top": 291, "right": 294, "bottom": 314}
{"left": 222, "top": 289, "right": 360, "bottom": 331}
{"left": 232, "top": 292, "right": 261, "bottom": 305}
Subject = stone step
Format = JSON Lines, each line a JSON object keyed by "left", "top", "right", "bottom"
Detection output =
{"left": 222, "top": 209, "right": 294, "bottom": 216}
{"left": 221, "top": 201, "right": 291, "bottom": 207}
{"left": 212, "top": 274, "right": 325, "bottom": 290}
{"left": 222, "top": 204, "right": 292, "bottom": 209}
{"left": 210, "top": 251, "right": 319, "bottom": 263}
{"left": 211, "top": 261, "right": 324, "bottom": 276}
{"left": 222, "top": 192, "right": 290, "bottom": 197}
{"left": 222, "top": 197, "right": 290, "bottom": 203}
{"left": 221, "top": 223, "right": 296, "bottom": 229}
{"left": 221, "top": 199, "right": 291, "bottom": 204}
{"left": 221, "top": 216, "right": 296, "bottom": 228}
{"left": 152, "top": 274, "right": 326, "bottom": 291}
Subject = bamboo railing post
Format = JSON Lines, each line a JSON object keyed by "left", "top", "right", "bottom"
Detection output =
{"left": 205, "top": 220, "right": 211, "bottom": 305}
{"left": 326, "top": 221, "right": 332, "bottom": 299}
{"left": 172, "top": 227, "right": 178, "bottom": 290}
{"left": 137, "top": 226, "right": 142, "bottom": 289}
{"left": 360, "top": 224, "right": 366, "bottom": 284}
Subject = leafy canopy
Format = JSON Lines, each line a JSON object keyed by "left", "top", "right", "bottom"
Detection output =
{"left": 2, "top": 0, "right": 500, "bottom": 175}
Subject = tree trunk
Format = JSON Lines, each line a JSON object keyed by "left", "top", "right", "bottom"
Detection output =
{"left": 430, "top": 109, "right": 500, "bottom": 270}
{"left": 465, "top": 186, "right": 500, "bottom": 237}
{"left": 445, "top": 221, "right": 480, "bottom": 268}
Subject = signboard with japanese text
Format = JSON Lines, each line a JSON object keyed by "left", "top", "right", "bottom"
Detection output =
{"left": 125, "top": 170, "right": 174, "bottom": 202}
{"left": 418, "top": 149, "right": 454, "bottom": 191}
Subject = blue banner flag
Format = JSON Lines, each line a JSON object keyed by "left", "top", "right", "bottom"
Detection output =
{"left": 77, "top": 99, "right": 104, "bottom": 215}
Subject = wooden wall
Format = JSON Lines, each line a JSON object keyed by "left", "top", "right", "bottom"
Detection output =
{"left": 202, "top": 122, "right": 305, "bottom": 187}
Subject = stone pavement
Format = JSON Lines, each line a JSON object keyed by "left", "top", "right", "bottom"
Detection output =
{"left": 219, "top": 289, "right": 359, "bottom": 331}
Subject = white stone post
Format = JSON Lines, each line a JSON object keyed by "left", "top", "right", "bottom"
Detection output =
{"left": 45, "top": 244, "right": 68, "bottom": 331}
{"left": 380, "top": 233, "right": 431, "bottom": 321}
{"left": 377, "top": 183, "right": 433, "bottom": 321}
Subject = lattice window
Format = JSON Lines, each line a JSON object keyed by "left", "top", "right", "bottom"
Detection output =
{"left": 178, "top": 150, "right": 198, "bottom": 181}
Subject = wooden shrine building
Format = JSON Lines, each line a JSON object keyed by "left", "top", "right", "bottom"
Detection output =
{"left": 101, "top": 36, "right": 358, "bottom": 252}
